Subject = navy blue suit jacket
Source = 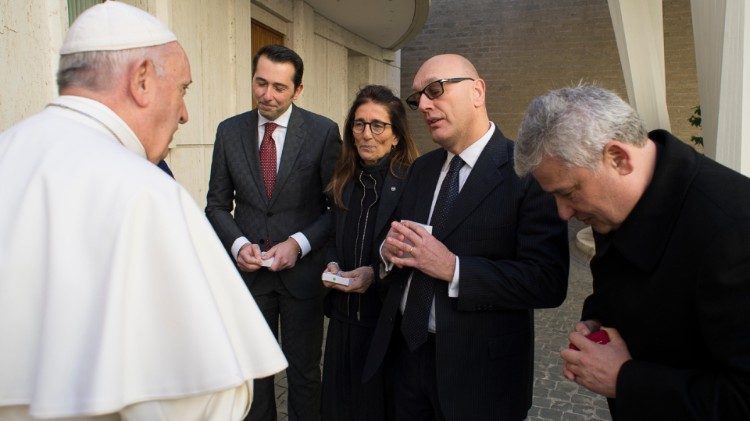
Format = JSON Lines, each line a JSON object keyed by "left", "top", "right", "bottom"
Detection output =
{"left": 363, "top": 128, "right": 569, "bottom": 420}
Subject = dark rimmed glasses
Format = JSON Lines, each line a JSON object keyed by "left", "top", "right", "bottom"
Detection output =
{"left": 405, "top": 77, "right": 475, "bottom": 110}
{"left": 352, "top": 120, "right": 392, "bottom": 135}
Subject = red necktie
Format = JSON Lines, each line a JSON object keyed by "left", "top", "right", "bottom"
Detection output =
{"left": 260, "top": 122, "right": 278, "bottom": 198}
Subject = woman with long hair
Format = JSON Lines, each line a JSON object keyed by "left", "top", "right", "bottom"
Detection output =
{"left": 321, "top": 85, "right": 419, "bottom": 420}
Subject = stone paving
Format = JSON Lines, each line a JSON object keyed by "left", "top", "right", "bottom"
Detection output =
{"left": 272, "top": 220, "right": 611, "bottom": 420}
{"left": 527, "top": 220, "right": 611, "bottom": 421}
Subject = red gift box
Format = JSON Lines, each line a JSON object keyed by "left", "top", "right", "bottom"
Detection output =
{"left": 569, "top": 330, "right": 610, "bottom": 350}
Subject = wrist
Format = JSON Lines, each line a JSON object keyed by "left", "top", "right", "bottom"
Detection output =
{"left": 289, "top": 237, "right": 302, "bottom": 257}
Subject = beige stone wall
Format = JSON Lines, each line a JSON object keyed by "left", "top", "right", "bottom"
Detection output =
{"left": 0, "top": 0, "right": 401, "bottom": 209}
{"left": 401, "top": 0, "right": 700, "bottom": 153}
{"left": 0, "top": 0, "right": 67, "bottom": 131}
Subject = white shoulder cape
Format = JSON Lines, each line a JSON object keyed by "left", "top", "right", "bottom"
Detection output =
{"left": 0, "top": 104, "right": 287, "bottom": 418}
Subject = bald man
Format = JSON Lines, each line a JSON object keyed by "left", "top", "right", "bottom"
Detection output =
{"left": 362, "top": 54, "right": 569, "bottom": 420}
{"left": 0, "top": 2, "right": 286, "bottom": 420}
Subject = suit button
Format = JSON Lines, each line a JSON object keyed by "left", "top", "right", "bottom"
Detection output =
{"left": 266, "top": 212, "right": 273, "bottom": 217}
{"left": 258, "top": 239, "right": 266, "bottom": 244}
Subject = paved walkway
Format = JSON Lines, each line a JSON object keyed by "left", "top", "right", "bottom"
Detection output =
{"left": 527, "top": 220, "right": 611, "bottom": 421}
{"left": 273, "top": 220, "right": 611, "bottom": 420}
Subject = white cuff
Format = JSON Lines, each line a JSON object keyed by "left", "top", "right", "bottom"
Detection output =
{"left": 379, "top": 240, "right": 394, "bottom": 273}
{"left": 448, "top": 256, "right": 460, "bottom": 297}
{"left": 231, "top": 237, "right": 251, "bottom": 261}
{"left": 290, "top": 232, "right": 311, "bottom": 257}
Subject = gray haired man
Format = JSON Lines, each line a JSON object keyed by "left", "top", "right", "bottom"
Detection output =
{"left": 514, "top": 85, "right": 750, "bottom": 420}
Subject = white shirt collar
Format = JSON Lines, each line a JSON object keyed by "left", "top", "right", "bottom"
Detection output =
{"left": 447, "top": 122, "right": 496, "bottom": 168}
{"left": 48, "top": 95, "right": 147, "bottom": 159}
{"left": 258, "top": 104, "right": 294, "bottom": 128}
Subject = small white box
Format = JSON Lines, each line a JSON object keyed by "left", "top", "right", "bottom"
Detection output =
{"left": 322, "top": 272, "right": 351, "bottom": 286}
{"left": 400, "top": 220, "right": 432, "bottom": 234}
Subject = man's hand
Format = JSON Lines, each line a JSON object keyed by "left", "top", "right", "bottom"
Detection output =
{"left": 237, "top": 243, "right": 263, "bottom": 272}
{"left": 385, "top": 220, "right": 455, "bottom": 282}
{"left": 323, "top": 266, "right": 375, "bottom": 294}
{"left": 266, "top": 238, "right": 300, "bottom": 271}
{"left": 560, "top": 326, "right": 631, "bottom": 398}
{"left": 382, "top": 224, "right": 407, "bottom": 264}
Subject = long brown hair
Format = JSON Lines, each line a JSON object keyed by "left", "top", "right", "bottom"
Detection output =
{"left": 327, "top": 85, "right": 419, "bottom": 209}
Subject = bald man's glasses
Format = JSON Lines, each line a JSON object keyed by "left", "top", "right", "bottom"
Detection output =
{"left": 405, "top": 77, "right": 475, "bottom": 110}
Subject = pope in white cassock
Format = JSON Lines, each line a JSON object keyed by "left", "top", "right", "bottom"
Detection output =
{"left": 0, "top": 1, "right": 287, "bottom": 420}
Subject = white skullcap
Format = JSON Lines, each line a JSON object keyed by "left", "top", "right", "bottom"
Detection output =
{"left": 60, "top": 0, "right": 177, "bottom": 55}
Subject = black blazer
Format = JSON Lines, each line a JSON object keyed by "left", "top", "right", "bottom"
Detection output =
{"left": 583, "top": 130, "right": 750, "bottom": 420}
{"left": 324, "top": 163, "right": 409, "bottom": 325}
{"left": 363, "top": 129, "right": 569, "bottom": 420}
{"left": 205, "top": 105, "right": 341, "bottom": 299}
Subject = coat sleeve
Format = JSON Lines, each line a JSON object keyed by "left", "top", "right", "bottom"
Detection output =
{"left": 205, "top": 122, "right": 247, "bottom": 251}
{"left": 614, "top": 223, "right": 750, "bottom": 420}
{"left": 456, "top": 175, "right": 569, "bottom": 310}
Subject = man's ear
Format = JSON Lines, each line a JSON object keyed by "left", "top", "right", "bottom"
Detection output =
{"left": 129, "top": 59, "right": 153, "bottom": 107}
{"left": 292, "top": 83, "right": 304, "bottom": 101}
{"left": 472, "top": 78, "right": 485, "bottom": 108}
{"left": 603, "top": 140, "right": 634, "bottom": 175}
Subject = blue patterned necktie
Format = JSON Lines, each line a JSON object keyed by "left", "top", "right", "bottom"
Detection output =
{"left": 401, "top": 154, "right": 465, "bottom": 350}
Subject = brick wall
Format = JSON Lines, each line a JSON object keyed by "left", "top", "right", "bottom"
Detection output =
{"left": 401, "top": 0, "right": 700, "bottom": 153}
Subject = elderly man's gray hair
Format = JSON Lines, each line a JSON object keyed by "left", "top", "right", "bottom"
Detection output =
{"left": 514, "top": 85, "right": 647, "bottom": 176}
{"left": 57, "top": 46, "right": 167, "bottom": 93}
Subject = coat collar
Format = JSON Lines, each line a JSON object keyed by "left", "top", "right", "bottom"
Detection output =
{"left": 595, "top": 130, "right": 700, "bottom": 272}
{"left": 49, "top": 95, "right": 147, "bottom": 159}
{"left": 438, "top": 128, "right": 509, "bottom": 239}
{"left": 413, "top": 128, "right": 510, "bottom": 240}
{"left": 239, "top": 109, "right": 266, "bottom": 203}
{"left": 335, "top": 161, "right": 408, "bottom": 251}
{"left": 273, "top": 105, "right": 305, "bottom": 206}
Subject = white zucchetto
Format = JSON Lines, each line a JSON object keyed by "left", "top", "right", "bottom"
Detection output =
{"left": 60, "top": 0, "right": 177, "bottom": 55}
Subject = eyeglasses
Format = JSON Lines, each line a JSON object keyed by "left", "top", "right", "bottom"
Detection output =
{"left": 405, "top": 77, "right": 475, "bottom": 110}
{"left": 352, "top": 120, "right": 392, "bottom": 135}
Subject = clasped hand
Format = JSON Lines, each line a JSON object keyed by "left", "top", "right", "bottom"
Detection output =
{"left": 237, "top": 238, "right": 300, "bottom": 272}
{"left": 322, "top": 263, "right": 374, "bottom": 294}
{"left": 382, "top": 220, "right": 455, "bottom": 282}
{"left": 560, "top": 320, "right": 632, "bottom": 398}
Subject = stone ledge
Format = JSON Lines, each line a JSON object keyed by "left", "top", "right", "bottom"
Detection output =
{"left": 575, "top": 227, "right": 596, "bottom": 259}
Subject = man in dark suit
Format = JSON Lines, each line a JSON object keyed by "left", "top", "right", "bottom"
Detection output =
{"left": 514, "top": 85, "right": 750, "bottom": 420}
{"left": 205, "top": 44, "right": 341, "bottom": 421}
{"left": 362, "top": 54, "right": 569, "bottom": 420}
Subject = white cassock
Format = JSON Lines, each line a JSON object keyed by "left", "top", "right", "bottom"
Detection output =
{"left": 0, "top": 96, "right": 288, "bottom": 420}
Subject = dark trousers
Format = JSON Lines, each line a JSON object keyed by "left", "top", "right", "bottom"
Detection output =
{"left": 246, "top": 278, "right": 324, "bottom": 421}
{"left": 321, "top": 317, "right": 386, "bottom": 421}
{"left": 385, "top": 327, "right": 446, "bottom": 421}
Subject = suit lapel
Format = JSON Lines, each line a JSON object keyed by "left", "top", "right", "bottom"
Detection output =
{"left": 436, "top": 132, "right": 506, "bottom": 241}
{"left": 272, "top": 105, "right": 304, "bottom": 207}
{"left": 373, "top": 169, "right": 403, "bottom": 238}
{"left": 335, "top": 181, "right": 354, "bottom": 253}
{"left": 239, "top": 111, "right": 269, "bottom": 204}
{"left": 414, "top": 150, "right": 447, "bottom": 225}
